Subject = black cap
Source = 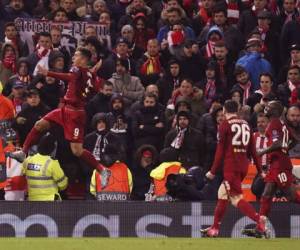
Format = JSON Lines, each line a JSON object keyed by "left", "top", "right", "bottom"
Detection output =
{"left": 116, "top": 37, "right": 129, "bottom": 46}
{"left": 257, "top": 10, "right": 272, "bottom": 19}
{"left": 183, "top": 39, "right": 196, "bottom": 48}
{"left": 177, "top": 110, "right": 190, "bottom": 120}
{"left": 26, "top": 88, "right": 40, "bottom": 97}
{"left": 12, "top": 81, "right": 24, "bottom": 89}
{"left": 289, "top": 44, "right": 300, "bottom": 52}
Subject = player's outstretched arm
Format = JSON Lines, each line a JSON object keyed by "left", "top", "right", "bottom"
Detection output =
{"left": 257, "top": 139, "right": 282, "bottom": 156}
{"left": 37, "top": 65, "right": 74, "bottom": 82}
{"left": 90, "top": 59, "right": 102, "bottom": 74}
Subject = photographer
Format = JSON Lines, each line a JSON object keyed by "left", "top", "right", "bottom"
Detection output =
{"left": 147, "top": 147, "right": 186, "bottom": 201}
{"left": 166, "top": 166, "right": 214, "bottom": 201}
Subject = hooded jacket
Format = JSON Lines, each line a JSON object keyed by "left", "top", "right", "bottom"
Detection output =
{"left": 131, "top": 144, "right": 159, "bottom": 200}
{"left": 236, "top": 52, "right": 272, "bottom": 90}
{"left": 156, "top": 60, "right": 183, "bottom": 106}
{"left": 3, "top": 57, "right": 31, "bottom": 97}
{"left": 84, "top": 113, "right": 122, "bottom": 163}
{"left": 109, "top": 72, "right": 145, "bottom": 106}
{"left": 0, "top": 43, "right": 18, "bottom": 87}
{"left": 132, "top": 103, "right": 165, "bottom": 150}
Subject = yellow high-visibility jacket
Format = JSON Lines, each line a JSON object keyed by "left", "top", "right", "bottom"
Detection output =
{"left": 22, "top": 153, "right": 68, "bottom": 201}
{"left": 150, "top": 162, "right": 186, "bottom": 199}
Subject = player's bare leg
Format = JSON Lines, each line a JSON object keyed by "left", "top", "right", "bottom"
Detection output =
{"left": 23, "top": 119, "right": 51, "bottom": 153}
{"left": 232, "top": 194, "right": 269, "bottom": 239}
{"left": 70, "top": 142, "right": 104, "bottom": 171}
{"left": 201, "top": 183, "right": 229, "bottom": 237}
{"left": 11, "top": 119, "right": 51, "bottom": 162}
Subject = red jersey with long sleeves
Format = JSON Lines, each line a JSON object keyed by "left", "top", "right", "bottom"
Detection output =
{"left": 265, "top": 118, "right": 293, "bottom": 171}
{"left": 210, "top": 116, "right": 257, "bottom": 175}
{"left": 47, "top": 66, "right": 94, "bottom": 108}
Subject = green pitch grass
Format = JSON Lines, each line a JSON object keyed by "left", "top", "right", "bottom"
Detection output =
{"left": 0, "top": 238, "right": 299, "bottom": 250}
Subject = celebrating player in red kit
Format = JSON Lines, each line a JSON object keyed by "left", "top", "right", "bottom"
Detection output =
{"left": 201, "top": 100, "right": 266, "bottom": 238}
{"left": 12, "top": 47, "right": 104, "bottom": 171}
{"left": 243, "top": 101, "right": 300, "bottom": 238}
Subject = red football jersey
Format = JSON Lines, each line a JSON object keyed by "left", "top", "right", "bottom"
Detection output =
{"left": 47, "top": 66, "right": 95, "bottom": 108}
{"left": 265, "top": 118, "right": 293, "bottom": 171}
{"left": 210, "top": 116, "right": 257, "bottom": 175}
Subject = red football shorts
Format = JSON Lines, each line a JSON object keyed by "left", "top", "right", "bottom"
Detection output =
{"left": 223, "top": 171, "right": 247, "bottom": 196}
{"left": 265, "top": 167, "right": 294, "bottom": 189}
{"left": 43, "top": 106, "right": 86, "bottom": 143}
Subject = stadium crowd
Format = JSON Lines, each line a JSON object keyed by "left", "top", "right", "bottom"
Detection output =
{"left": 0, "top": 0, "right": 300, "bottom": 201}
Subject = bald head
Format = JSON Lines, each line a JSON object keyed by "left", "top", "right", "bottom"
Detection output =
{"left": 146, "top": 84, "right": 159, "bottom": 98}
{"left": 147, "top": 39, "right": 160, "bottom": 57}
{"left": 265, "top": 101, "right": 284, "bottom": 118}
{"left": 287, "top": 105, "right": 300, "bottom": 127}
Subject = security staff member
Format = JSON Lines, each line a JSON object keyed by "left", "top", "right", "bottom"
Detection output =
{"left": 149, "top": 147, "right": 186, "bottom": 201}
{"left": 90, "top": 144, "right": 132, "bottom": 201}
{"left": 22, "top": 133, "right": 68, "bottom": 201}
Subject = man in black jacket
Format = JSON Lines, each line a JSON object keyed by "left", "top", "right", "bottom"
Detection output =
{"left": 164, "top": 110, "right": 204, "bottom": 170}
{"left": 132, "top": 92, "right": 165, "bottom": 151}
{"left": 86, "top": 80, "right": 113, "bottom": 131}
{"left": 106, "top": 93, "right": 132, "bottom": 163}
{"left": 12, "top": 89, "right": 50, "bottom": 145}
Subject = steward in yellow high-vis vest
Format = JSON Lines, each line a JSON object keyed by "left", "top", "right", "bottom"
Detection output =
{"left": 149, "top": 147, "right": 186, "bottom": 201}
{"left": 22, "top": 133, "right": 68, "bottom": 201}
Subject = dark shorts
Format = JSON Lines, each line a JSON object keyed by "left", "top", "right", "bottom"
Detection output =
{"left": 265, "top": 168, "right": 294, "bottom": 189}
{"left": 43, "top": 106, "right": 86, "bottom": 143}
{"left": 223, "top": 171, "right": 247, "bottom": 196}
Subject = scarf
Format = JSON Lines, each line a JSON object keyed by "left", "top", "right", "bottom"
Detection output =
{"left": 257, "top": 26, "right": 269, "bottom": 54}
{"left": 36, "top": 44, "right": 51, "bottom": 59}
{"left": 205, "top": 79, "right": 216, "bottom": 101}
{"left": 218, "top": 60, "right": 226, "bottom": 83}
{"left": 205, "top": 40, "right": 215, "bottom": 59}
{"left": 173, "top": 78, "right": 180, "bottom": 90}
{"left": 285, "top": 11, "right": 294, "bottom": 25}
{"left": 171, "top": 127, "right": 187, "bottom": 149}
{"left": 239, "top": 81, "right": 252, "bottom": 104}
{"left": 167, "top": 30, "right": 185, "bottom": 46}
{"left": 227, "top": 1, "right": 240, "bottom": 25}
{"left": 140, "top": 54, "right": 161, "bottom": 75}
{"left": 33, "top": 44, "right": 52, "bottom": 76}
{"left": 18, "top": 74, "right": 31, "bottom": 84}
{"left": 258, "top": 27, "right": 269, "bottom": 42}
{"left": 92, "top": 132, "right": 108, "bottom": 161}
{"left": 2, "top": 55, "right": 16, "bottom": 73}
{"left": 4, "top": 37, "right": 18, "bottom": 50}
{"left": 288, "top": 80, "right": 300, "bottom": 104}
{"left": 12, "top": 97, "right": 23, "bottom": 114}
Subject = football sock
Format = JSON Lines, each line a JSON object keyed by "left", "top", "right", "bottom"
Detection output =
{"left": 23, "top": 127, "right": 41, "bottom": 154}
{"left": 80, "top": 149, "right": 101, "bottom": 170}
{"left": 237, "top": 199, "right": 259, "bottom": 222}
{"left": 259, "top": 196, "right": 272, "bottom": 216}
{"left": 212, "top": 199, "right": 229, "bottom": 229}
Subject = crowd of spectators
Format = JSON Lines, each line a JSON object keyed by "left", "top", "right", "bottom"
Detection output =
{"left": 1, "top": 0, "right": 300, "bottom": 200}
